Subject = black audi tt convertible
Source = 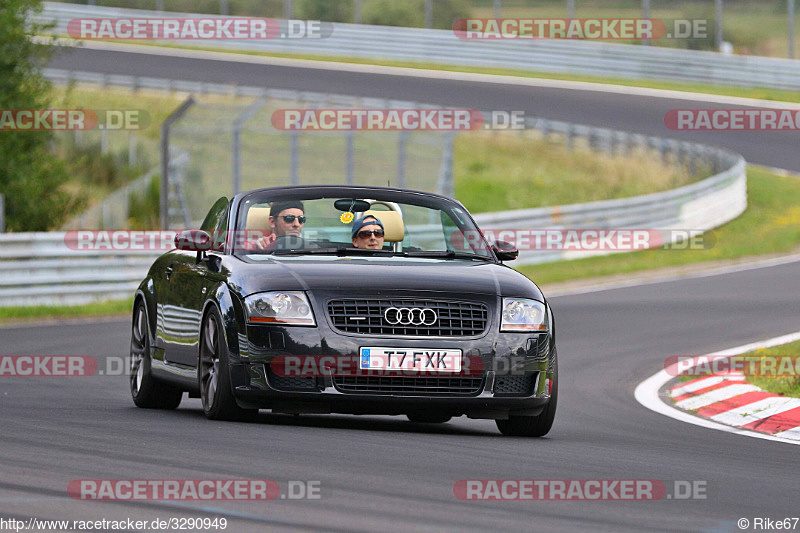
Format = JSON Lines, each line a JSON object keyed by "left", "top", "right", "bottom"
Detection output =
{"left": 129, "top": 185, "right": 558, "bottom": 436}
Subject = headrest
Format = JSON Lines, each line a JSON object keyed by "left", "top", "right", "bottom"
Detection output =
{"left": 246, "top": 207, "right": 273, "bottom": 235}
{"left": 363, "top": 209, "right": 404, "bottom": 242}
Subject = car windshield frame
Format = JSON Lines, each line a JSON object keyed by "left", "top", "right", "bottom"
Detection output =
{"left": 230, "top": 186, "right": 497, "bottom": 262}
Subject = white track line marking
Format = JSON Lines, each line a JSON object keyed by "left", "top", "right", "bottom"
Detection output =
{"left": 673, "top": 384, "right": 762, "bottom": 410}
{"left": 635, "top": 330, "right": 800, "bottom": 446}
{"left": 774, "top": 426, "right": 800, "bottom": 439}
{"left": 670, "top": 376, "right": 726, "bottom": 397}
{"left": 710, "top": 397, "right": 800, "bottom": 426}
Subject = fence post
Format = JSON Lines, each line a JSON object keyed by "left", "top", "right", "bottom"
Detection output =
{"left": 128, "top": 132, "right": 137, "bottom": 166}
{"left": 353, "top": 0, "right": 362, "bottom": 24}
{"left": 160, "top": 96, "right": 195, "bottom": 229}
{"left": 494, "top": 0, "right": 502, "bottom": 19}
{"left": 0, "top": 194, "right": 5, "bottom": 233}
{"left": 232, "top": 99, "right": 267, "bottom": 195}
{"left": 790, "top": 0, "right": 796, "bottom": 59}
{"left": 641, "top": 0, "right": 650, "bottom": 45}
{"left": 424, "top": 0, "right": 433, "bottom": 28}
{"left": 290, "top": 130, "right": 300, "bottom": 185}
{"left": 567, "top": 0, "right": 575, "bottom": 19}
{"left": 346, "top": 130, "right": 355, "bottom": 185}
{"left": 284, "top": 0, "right": 293, "bottom": 19}
{"left": 396, "top": 131, "right": 408, "bottom": 188}
{"left": 715, "top": 0, "right": 723, "bottom": 51}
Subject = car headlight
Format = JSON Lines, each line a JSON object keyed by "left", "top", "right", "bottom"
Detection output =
{"left": 245, "top": 291, "right": 316, "bottom": 326}
{"left": 500, "top": 298, "right": 547, "bottom": 332}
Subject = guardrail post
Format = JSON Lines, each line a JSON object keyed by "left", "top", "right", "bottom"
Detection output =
{"left": 0, "top": 194, "right": 5, "bottom": 233}
{"left": 160, "top": 96, "right": 195, "bottom": 229}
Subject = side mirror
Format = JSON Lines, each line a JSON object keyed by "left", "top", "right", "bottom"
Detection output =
{"left": 492, "top": 240, "right": 519, "bottom": 261}
{"left": 174, "top": 230, "right": 212, "bottom": 252}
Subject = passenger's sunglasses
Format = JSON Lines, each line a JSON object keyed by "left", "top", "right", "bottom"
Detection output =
{"left": 357, "top": 229, "right": 384, "bottom": 239}
{"left": 280, "top": 215, "right": 306, "bottom": 224}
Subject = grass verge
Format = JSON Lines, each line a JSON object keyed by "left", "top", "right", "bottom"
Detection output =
{"left": 455, "top": 131, "right": 694, "bottom": 212}
{"left": 0, "top": 298, "right": 133, "bottom": 325}
{"left": 741, "top": 341, "right": 800, "bottom": 398}
{"left": 517, "top": 165, "right": 800, "bottom": 286}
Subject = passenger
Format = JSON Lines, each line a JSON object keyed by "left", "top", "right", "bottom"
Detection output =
{"left": 351, "top": 215, "right": 385, "bottom": 249}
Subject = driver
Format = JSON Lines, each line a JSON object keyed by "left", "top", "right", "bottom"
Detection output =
{"left": 251, "top": 201, "right": 306, "bottom": 250}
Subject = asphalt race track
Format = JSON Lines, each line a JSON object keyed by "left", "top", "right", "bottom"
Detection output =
{"left": 1, "top": 45, "right": 794, "bottom": 531}
{"left": 50, "top": 46, "right": 800, "bottom": 172}
{"left": 2, "top": 261, "right": 799, "bottom": 531}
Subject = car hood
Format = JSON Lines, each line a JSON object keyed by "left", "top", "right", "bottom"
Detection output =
{"left": 227, "top": 256, "right": 544, "bottom": 300}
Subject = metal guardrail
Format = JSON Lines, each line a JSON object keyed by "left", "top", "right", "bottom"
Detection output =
{"left": 38, "top": 2, "right": 800, "bottom": 90}
{"left": 0, "top": 142, "right": 745, "bottom": 307}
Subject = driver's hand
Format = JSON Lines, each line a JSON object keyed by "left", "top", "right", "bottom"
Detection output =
{"left": 245, "top": 233, "right": 276, "bottom": 250}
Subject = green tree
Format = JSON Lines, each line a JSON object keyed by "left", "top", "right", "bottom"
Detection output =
{"left": 0, "top": 0, "right": 71, "bottom": 231}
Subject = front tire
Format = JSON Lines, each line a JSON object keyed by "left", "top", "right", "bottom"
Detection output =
{"left": 130, "top": 301, "right": 183, "bottom": 410}
{"left": 496, "top": 353, "right": 558, "bottom": 437}
{"left": 199, "top": 308, "right": 257, "bottom": 421}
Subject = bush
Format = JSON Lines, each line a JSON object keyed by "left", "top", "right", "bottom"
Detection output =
{"left": 295, "top": 0, "right": 352, "bottom": 22}
{"left": 0, "top": 0, "right": 72, "bottom": 231}
{"left": 363, "top": 0, "right": 421, "bottom": 27}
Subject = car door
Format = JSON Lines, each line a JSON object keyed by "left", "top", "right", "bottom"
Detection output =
{"left": 161, "top": 198, "right": 230, "bottom": 368}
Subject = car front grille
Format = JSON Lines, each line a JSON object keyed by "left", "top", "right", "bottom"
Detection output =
{"left": 332, "top": 375, "right": 484, "bottom": 395}
{"left": 327, "top": 299, "right": 488, "bottom": 337}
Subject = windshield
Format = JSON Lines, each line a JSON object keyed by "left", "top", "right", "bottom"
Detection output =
{"left": 231, "top": 190, "right": 494, "bottom": 260}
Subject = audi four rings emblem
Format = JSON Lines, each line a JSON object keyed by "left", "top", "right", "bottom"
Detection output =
{"left": 383, "top": 307, "right": 438, "bottom": 326}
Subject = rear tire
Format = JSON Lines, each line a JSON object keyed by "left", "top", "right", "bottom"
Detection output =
{"left": 199, "top": 308, "right": 258, "bottom": 422}
{"left": 130, "top": 301, "right": 183, "bottom": 410}
{"left": 496, "top": 353, "right": 558, "bottom": 437}
{"left": 407, "top": 413, "right": 452, "bottom": 424}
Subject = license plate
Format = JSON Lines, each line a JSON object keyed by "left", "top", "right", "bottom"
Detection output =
{"left": 359, "top": 347, "right": 462, "bottom": 372}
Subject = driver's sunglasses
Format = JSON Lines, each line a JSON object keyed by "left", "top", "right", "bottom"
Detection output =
{"left": 281, "top": 215, "right": 306, "bottom": 224}
{"left": 357, "top": 229, "right": 384, "bottom": 239}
